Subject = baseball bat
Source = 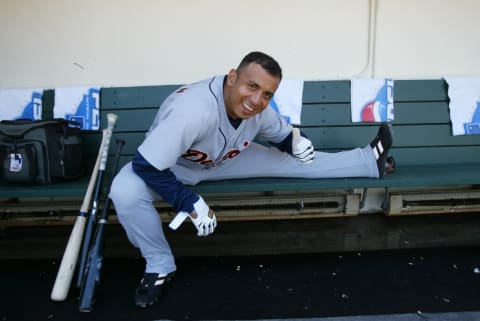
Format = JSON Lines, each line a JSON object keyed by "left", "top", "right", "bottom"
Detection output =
{"left": 168, "top": 212, "right": 189, "bottom": 230}
{"left": 78, "top": 139, "right": 125, "bottom": 312}
{"left": 50, "top": 113, "right": 118, "bottom": 302}
{"left": 75, "top": 120, "right": 117, "bottom": 289}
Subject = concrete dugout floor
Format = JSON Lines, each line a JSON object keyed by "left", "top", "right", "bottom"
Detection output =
{"left": 1, "top": 246, "right": 480, "bottom": 321}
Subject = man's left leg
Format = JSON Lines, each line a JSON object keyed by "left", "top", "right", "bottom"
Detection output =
{"left": 196, "top": 143, "right": 379, "bottom": 182}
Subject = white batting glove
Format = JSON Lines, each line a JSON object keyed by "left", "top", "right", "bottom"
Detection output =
{"left": 168, "top": 197, "right": 217, "bottom": 236}
{"left": 189, "top": 196, "right": 217, "bottom": 237}
{"left": 292, "top": 128, "right": 314, "bottom": 164}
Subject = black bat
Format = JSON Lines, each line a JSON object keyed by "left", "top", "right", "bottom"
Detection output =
{"left": 78, "top": 139, "right": 125, "bottom": 312}
{"left": 75, "top": 126, "right": 116, "bottom": 289}
{"left": 50, "top": 114, "right": 117, "bottom": 301}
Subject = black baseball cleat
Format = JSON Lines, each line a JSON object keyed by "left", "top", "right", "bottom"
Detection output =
{"left": 370, "top": 123, "right": 394, "bottom": 178}
{"left": 134, "top": 272, "right": 174, "bottom": 308}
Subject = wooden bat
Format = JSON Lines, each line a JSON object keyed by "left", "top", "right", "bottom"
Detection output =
{"left": 78, "top": 139, "right": 125, "bottom": 312}
{"left": 50, "top": 113, "right": 118, "bottom": 302}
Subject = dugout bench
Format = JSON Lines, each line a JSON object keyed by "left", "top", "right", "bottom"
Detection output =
{"left": 1, "top": 79, "right": 480, "bottom": 228}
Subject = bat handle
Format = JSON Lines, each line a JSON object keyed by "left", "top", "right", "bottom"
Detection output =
{"left": 168, "top": 212, "right": 189, "bottom": 230}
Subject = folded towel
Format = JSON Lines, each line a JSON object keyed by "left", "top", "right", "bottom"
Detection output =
{"left": 269, "top": 79, "right": 304, "bottom": 125}
{"left": 54, "top": 86, "right": 100, "bottom": 130}
{"left": 444, "top": 76, "right": 480, "bottom": 136}
{"left": 0, "top": 88, "right": 43, "bottom": 120}
{"left": 351, "top": 78, "right": 394, "bottom": 123}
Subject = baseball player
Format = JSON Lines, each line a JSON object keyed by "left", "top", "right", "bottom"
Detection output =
{"left": 109, "top": 51, "right": 394, "bottom": 308}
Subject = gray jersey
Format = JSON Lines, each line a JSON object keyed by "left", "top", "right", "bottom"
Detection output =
{"left": 138, "top": 75, "right": 292, "bottom": 172}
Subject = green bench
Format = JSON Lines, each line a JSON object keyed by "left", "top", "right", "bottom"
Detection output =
{"left": 2, "top": 79, "right": 480, "bottom": 225}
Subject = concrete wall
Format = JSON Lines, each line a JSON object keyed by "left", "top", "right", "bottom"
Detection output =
{"left": 0, "top": 0, "right": 479, "bottom": 88}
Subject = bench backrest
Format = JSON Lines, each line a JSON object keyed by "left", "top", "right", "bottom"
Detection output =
{"left": 302, "top": 80, "right": 480, "bottom": 166}
{"left": 44, "top": 79, "right": 480, "bottom": 170}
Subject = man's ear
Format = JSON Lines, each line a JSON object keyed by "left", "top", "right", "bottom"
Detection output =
{"left": 227, "top": 69, "right": 237, "bottom": 86}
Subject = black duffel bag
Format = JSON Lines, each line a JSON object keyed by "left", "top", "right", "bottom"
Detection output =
{"left": 0, "top": 119, "right": 84, "bottom": 184}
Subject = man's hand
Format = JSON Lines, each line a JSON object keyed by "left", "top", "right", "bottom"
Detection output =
{"left": 189, "top": 196, "right": 217, "bottom": 236}
{"left": 292, "top": 128, "right": 314, "bottom": 164}
{"left": 168, "top": 197, "right": 217, "bottom": 236}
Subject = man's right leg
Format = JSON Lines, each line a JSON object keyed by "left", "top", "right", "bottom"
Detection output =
{"left": 110, "top": 162, "right": 176, "bottom": 307}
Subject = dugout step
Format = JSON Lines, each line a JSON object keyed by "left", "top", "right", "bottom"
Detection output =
{"left": 158, "top": 191, "right": 361, "bottom": 221}
{"left": 387, "top": 188, "right": 480, "bottom": 215}
{"left": 0, "top": 191, "right": 362, "bottom": 228}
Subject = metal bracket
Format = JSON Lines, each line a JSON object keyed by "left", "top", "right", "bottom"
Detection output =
{"left": 359, "top": 188, "right": 368, "bottom": 209}
{"left": 382, "top": 187, "right": 390, "bottom": 212}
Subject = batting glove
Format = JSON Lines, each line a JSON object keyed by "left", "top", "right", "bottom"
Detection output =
{"left": 292, "top": 128, "right": 314, "bottom": 164}
{"left": 189, "top": 196, "right": 217, "bottom": 237}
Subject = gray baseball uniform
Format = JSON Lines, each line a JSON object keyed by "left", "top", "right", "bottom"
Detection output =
{"left": 110, "top": 75, "right": 378, "bottom": 274}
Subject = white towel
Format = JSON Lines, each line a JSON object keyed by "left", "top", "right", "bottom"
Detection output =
{"left": 444, "top": 76, "right": 480, "bottom": 136}
{"left": 351, "top": 78, "right": 394, "bottom": 123}
{"left": 269, "top": 79, "right": 304, "bottom": 125}
{"left": 0, "top": 88, "right": 43, "bottom": 120}
{"left": 54, "top": 86, "right": 100, "bottom": 130}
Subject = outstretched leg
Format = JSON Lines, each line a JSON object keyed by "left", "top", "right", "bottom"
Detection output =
{"left": 177, "top": 125, "right": 395, "bottom": 183}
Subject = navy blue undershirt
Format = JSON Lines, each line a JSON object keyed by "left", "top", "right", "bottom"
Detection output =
{"left": 132, "top": 151, "right": 199, "bottom": 213}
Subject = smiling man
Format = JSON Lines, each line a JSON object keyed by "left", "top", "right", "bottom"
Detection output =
{"left": 224, "top": 57, "right": 279, "bottom": 119}
{"left": 110, "top": 51, "right": 394, "bottom": 308}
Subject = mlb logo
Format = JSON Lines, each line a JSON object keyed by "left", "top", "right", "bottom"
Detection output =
{"left": 9, "top": 153, "right": 23, "bottom": 172}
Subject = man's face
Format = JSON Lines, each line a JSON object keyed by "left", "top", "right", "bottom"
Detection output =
{"left": 224, "top": 63, "right": 281, "bottom": 120}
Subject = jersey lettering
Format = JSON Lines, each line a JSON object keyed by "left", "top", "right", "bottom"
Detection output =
{"left": 181, "top": 149, "right": 207, "bottom": 162}
{"left": 181, "top": 148, "right": 243, "bottom": 168}
{"left": 221, "top": 149, "right": 240, "bottom": 162}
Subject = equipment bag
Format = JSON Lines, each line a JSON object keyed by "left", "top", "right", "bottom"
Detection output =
{"left": 0, "top": 119, "right": 84, "bottom": 184}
